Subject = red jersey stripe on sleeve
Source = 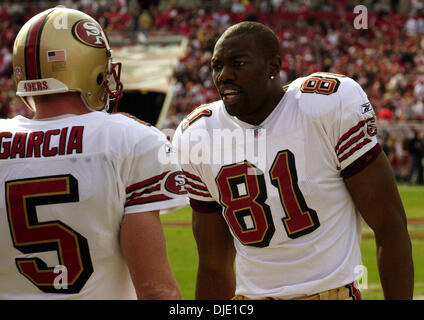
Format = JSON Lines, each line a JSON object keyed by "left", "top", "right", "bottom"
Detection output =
{"left": 126, "top": 183, "right": 161, "bottom": 202}
{"left": 126, "top": 171, "right": 169, "bottom": 194}
{"left": 337, "top": 131, "right": 365, "bottom": 156}
{"left": 338, "top": 138, "right": 372, "bottom": 163}
{"left": 125, "top": 194, "right": 172, "bottom": 207}
{"left": 182, "top": 170, "right": 204, "bottom": 183}
{"left": 185, "top": 178, "right": 209, "bottom": 191}
{"left": 334, "top": 119, "right": 367, "bottom": 154}
{"left": 185, "top": 185, "right": 212, "bottom": 198}
{"left": 181, "top": 170, "right": 211, "bottom": 197}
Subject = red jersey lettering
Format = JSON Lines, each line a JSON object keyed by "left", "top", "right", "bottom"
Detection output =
{"left": 0, "top": 126, "right": 84, "bottom": 160}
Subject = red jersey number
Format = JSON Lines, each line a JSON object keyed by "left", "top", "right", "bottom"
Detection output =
{"left": 215, "top": 150, "right": 320, "bottom": 247}
{"left": 5, "top": 175, "right": 93, "bottom": 293}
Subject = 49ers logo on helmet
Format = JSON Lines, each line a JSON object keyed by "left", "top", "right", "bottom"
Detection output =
{"left": 72, "top": 20, "right": 106, "bottom": 48}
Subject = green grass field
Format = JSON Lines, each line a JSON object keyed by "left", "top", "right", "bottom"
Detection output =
{"left": 160, "top": 184, "right": 424, "bottom": 300}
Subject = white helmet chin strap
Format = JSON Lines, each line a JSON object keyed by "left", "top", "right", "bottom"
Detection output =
{"left": 26, "top": 96, "right": 36, "bottom": 111}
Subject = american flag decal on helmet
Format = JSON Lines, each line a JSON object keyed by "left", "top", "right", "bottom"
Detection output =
{"left": 47, "top": 50, "right": 66, "bottom": 62}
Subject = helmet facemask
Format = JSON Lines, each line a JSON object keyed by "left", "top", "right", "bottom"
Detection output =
{"left": 103, "top": 50, "right": 123, "bottom": 113}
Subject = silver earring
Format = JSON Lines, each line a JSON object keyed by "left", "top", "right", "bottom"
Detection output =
{"left": 270, "top": 75, "right": 275, "bottom": 80}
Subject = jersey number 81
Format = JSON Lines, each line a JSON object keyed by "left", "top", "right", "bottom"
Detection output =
{"left": 216, "top": 150, "right": 320, "bottom": 247}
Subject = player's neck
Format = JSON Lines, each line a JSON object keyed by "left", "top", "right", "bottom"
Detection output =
{"left": 240, "top": 89, "right": 285, "bottom": 126}
{"left": 32, "top": 92, "right": 93, "bottom": 120}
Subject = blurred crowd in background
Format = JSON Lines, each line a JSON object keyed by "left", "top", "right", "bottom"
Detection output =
{"left": 1, "top": 0, "right": 423, "bottom": 184}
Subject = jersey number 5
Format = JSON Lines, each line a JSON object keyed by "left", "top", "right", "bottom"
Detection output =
{"left": 216, "top": 150, "right": 320, "bottom": 247}
{"left": 5, "top": 175, "right": 93, "bottom": 293}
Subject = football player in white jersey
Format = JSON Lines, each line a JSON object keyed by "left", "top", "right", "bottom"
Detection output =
{"left": 0, "top": 7, "right": 188, "bottom": 299}
{"left": 173, "top": 21, "right": 414, "bottom": 300}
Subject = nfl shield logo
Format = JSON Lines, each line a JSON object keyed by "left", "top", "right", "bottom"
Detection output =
{"left": 15, "top": 67, "right": 22, "bottom": 80}
{"left": 254, "top": 128, "right": 259, "bottom": 137}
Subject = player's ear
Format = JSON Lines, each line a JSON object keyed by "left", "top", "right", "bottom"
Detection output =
{"left": 268, "top": 54, "right": 281, "bottom": 79}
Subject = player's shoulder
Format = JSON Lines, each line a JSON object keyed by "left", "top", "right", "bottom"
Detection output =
{"left": 101, "top": 112, "right": 167, "bottom": 144}
{"left": 0, "top": 115, "right": 31, "bottom": 131}
{"left": 290, "top": 72, "right": 359, "bottom": 95}
{"left": 112, "top": 112, "right": 153, "bottom": 127}
{"left": 176, "top": 101, "right": 221, "bottom": 135}
{"left": 0, "top": 115, "right": 19, "bottom": 123}
{"left": 103, "top": 112, "right": 157, "bottom": 133}
{"left": 0, "top": 118, "right": 9, "bottom": 131}
{"left": 289, "top": 72, "right": 367, "bottom": 117}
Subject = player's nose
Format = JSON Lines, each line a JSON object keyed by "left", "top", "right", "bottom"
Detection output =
{"left": 216, "top": 64, "right": 236, "bottom": 83}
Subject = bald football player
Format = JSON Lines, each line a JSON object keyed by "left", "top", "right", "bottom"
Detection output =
{"left": 173, "top": 21, "right": 413, "bottom": 300}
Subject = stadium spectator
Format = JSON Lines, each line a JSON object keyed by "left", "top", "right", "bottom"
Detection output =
{"left": 378, "top": 106, "right": 395, "bottom": 120}
{"left": 406, "top": 129, "right": 424, "bottom": 184}
{"left": 390, "top": 137, "right": 412, "bottom": 182}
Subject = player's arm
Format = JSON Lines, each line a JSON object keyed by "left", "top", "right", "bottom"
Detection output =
{"left": 192, "top": 208, "right": 236, "bottom": 299}
{"left": 120, "top": 210, "right": 182, "bottom": 300}
{"left": 344, "top": 151, "right": 414, "bottom": 300}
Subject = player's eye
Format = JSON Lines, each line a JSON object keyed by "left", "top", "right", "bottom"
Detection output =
{"left": 211, "top": 63, "right": 222, "bottom": 71}
{"left": 233, "top": 60, "right": 247, "bottom": 68}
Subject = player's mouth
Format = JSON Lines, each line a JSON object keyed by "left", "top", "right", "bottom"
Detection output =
{"left": 222, "top": 89, "right": 241, "bottom": 104}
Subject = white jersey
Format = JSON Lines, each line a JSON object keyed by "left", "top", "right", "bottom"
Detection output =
{"left": 0, "top": 111, "right": 188, "bottom": 299}
{"left": 173, "top": 73, "right": 379, "bottom": 299}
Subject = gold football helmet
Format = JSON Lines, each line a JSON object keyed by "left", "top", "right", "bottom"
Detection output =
{"left": 12, "top": 6, "right": 123, "bottom": 112}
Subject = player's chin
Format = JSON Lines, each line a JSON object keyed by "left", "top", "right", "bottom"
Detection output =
{"left": 223, "top": 104, "right": 241, "bottom": 117}
{"left": 223, "top": 100, "right": 244, "bottom": 117}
